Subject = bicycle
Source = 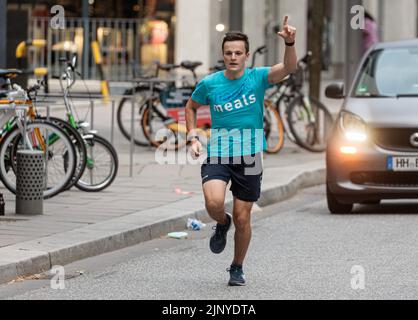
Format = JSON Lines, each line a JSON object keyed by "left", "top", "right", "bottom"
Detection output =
{"left": 0, "top": 70, "right": 77, "bottom": 198}
{"left": 2, "top": 82, "right": 87, "bottom": 192}
{"left": 117, "top": 60, "right": 210, "bottom": 150}
{"left": 21, "top": 55, "right": 118, "bottom": 192}
{"left": 55, "top": 55, "right": 119, "bottom": 192}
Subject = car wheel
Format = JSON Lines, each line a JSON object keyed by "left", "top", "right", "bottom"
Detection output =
{"left": 326, "top": 183, "right": 353, "bottom": 214}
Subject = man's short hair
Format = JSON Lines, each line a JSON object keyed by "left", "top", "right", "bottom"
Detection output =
{"left": 222, "top": 31, "right": 249, "bottom": 54}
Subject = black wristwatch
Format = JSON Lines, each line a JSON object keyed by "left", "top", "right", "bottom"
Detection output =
{"left": 189, "top": 135, "right": 200, "bottom": 142}
{"left": 285, "top": 41, "right": 295, "bottom": 46}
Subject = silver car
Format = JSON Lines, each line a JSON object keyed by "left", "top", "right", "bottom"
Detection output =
{"left": 325, "top": 39, "right": 418, "bottom": 213}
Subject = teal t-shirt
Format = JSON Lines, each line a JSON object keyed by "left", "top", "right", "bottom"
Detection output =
{"left": 191, "top": 67, "right": 272, "bottom": 157}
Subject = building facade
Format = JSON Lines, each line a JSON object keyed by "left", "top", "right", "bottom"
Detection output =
{"left": 175, "top": 0, "right": 418, "bottom": 79}
{"left": 1, "top": 0, "right": 417, "bottom": 81}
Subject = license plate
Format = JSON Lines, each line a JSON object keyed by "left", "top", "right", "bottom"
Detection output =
{"left": 387, "top": 156, "right": 418, "bottom": 171}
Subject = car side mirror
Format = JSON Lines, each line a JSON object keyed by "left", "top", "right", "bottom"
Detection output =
{"left": 325, "top": 83, "right": 345, "bottom": 99}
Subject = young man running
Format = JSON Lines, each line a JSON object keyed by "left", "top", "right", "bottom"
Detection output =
{"left": 185, "top": 16, "right": 297, "bottom": 286}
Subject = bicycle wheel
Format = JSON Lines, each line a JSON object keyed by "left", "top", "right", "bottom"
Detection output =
{"left": 117, "top": 87, "right": 150, "bottom": 146}
{"left": 264, "top": 100, "right": 285, "bottom": 154}
{"left": 287, "top": 96, "right": 334, "bottom": 152}
{"left": 0, "top": 120, "right": 77, "bottom": 199}
{"left": 41, "top": 116, "right": 87, "bottom": 190}
{"left": 75, "top": 134, "right": 118, "bottom": 192}
{"left": 141, "top": 105, "right": 187, "bottom": 151}
{"left": 276, "top": 96, "right": 298, "bottom": 145}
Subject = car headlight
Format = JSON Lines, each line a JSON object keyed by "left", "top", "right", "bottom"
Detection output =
{"left": 339, "top": 111, "right": 367, "bottom": 142}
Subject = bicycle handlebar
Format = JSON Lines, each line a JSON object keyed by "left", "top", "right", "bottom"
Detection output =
{"left": 298, "top": 51, "right": 312, "bottom": 67}
{"left": 8, "top": 80, "right": 43, "bottom": 101}
{"left": 58, "top": 55, "right": 77, "bottom": 93}
{"left": 251, "top": 44, "right": 312, "bottom": 70}
{"left": 255, "top": 45, "right": 267, "bottom": 54}
{"left": 58, "top": 55, "right": 77, "bottom": 72}
{"left": 27, "top": 83, "right": 42, "bottom": 94}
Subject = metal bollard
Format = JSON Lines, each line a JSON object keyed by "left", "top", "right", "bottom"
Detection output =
{"left": 15, "top": 150, "right": 45, "bottom": 215}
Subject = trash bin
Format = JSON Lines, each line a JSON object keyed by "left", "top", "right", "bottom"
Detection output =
{"left": 15, "top": 150, "right": 45, "bottom": 215}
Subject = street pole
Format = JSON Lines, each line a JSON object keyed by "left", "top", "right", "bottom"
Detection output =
{"left": 229, "top": 0, "right": 243, "bottom": 31}
{"left": 308, "top": 0, "right": 325, "bottom": 100}
{"left": 416, "top": 0, "right": 418, "bottom": 37}
{"left": 82, "top": 0, "right": 89, "bottom": 78}
{"left": 344, "top": 0, "right": 363, "bottom": 91}
{"left": 378, "top": 0, "right": 384, "bottom": 40}
{"left": 0, "top": 0, "right": 6, "bottom": 68}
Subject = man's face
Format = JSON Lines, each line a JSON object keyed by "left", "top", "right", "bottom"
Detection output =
{"left": 223, "top": 41, "right": 249, "bottom": 72}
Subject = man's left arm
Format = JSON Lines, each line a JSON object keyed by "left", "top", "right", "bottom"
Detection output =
{"left": 268, "top": 15, "right": 297, "bottom": 84}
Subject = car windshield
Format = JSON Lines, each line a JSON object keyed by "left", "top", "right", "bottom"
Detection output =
{"left": 354, "top": 46, "right": 418, "bottom": 97}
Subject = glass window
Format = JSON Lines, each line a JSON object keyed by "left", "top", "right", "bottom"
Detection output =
{"left": 354, "top": 46, "right": 418, "bottom": 97}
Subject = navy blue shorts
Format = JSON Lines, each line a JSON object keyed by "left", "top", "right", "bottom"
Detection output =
{"left": 201, "top": 153, "right": 263, "bottom": 202}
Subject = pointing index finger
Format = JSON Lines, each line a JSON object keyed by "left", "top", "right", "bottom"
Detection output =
{"left": 283, "top": 15, "right": 289, "bottom": 27}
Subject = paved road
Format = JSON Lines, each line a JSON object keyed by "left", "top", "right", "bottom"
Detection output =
{"left": 2, "top": 185, "right": 418, "bottom": 300}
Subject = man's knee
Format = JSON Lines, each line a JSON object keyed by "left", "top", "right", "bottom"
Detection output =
{"left": 205, "top": 198, "right": 225, "bottom": 214}
{"left": 233, "top": 213, "right": 250, "bottom": 230}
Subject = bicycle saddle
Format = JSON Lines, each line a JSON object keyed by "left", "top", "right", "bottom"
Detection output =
{"left": 180, "top": 61, "right": 202, "bottom": 71}
{"left": 0, "top": 69, "right": 22, "bottom": 78}
{"left": 158, "top": 63, "right": 180, "bottom": 71}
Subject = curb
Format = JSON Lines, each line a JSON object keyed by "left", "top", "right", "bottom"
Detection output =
{"left": 0, "top": 166, "right": 325, "bottom": 285}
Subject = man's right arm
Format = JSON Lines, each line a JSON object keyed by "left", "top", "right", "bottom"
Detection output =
{"left": 185, "top": 98, "right": 203, "bottom": 139}
{"left": 185, "top": 98, "right": 204, "bottom": 158}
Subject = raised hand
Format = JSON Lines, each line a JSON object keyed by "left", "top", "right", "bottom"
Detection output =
{"left": 277, "top": 15, "right": 297, "bottom": 44}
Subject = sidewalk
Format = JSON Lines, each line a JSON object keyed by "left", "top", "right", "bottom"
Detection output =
{"left": 0, "top": 142, "right": 325, "bottom": 284}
